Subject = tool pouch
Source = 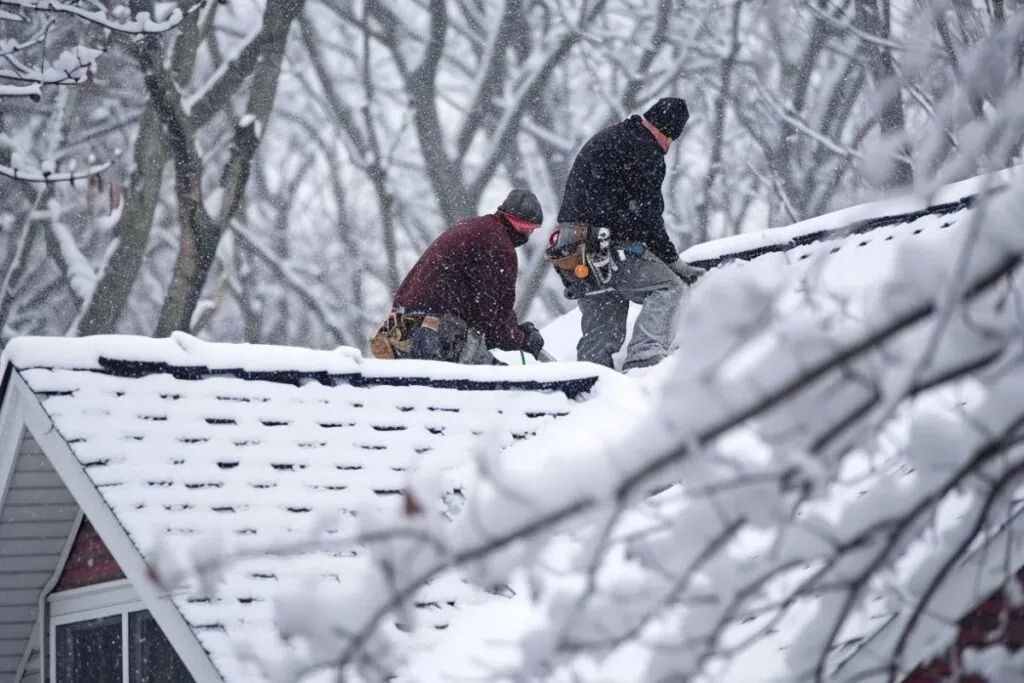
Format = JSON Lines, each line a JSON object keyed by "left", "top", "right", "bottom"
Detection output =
{"left": 370, "top": 309, "right": 481, "bottom": 363}
{"left": 545, "top": 223, "right": 609, "bottom": 299}
{"left": 369, "top": 310, "right": 414, "bottom": 359}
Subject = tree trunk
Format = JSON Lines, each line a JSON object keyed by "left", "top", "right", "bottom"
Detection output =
{"left": 76, "top": 0, "right": 207, "bottom": 336}
{"left": 775, "top": 9, "right": 828, "bottom": 218}
{"left": 154, "top": 0, "right": 307, "bottom": 336}
{"left": 856, "top": 0, "right": 912, "bottom": 187}
{"left": 696, "top": 1, "right": 743, "bottom": 243}
{"left": 75, "top": 107, "right": 168, "bottom": 335}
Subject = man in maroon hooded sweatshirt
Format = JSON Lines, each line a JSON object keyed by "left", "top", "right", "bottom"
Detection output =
{"left": 369, "top": 189, "right": 547, "bottom": 365}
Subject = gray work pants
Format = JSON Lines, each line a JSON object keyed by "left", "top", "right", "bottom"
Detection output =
{"left": 459, "top": 329, "right": 505, "bottom": 365}
{"left": 576, "top": 249, "right": 684, "bottom": 369}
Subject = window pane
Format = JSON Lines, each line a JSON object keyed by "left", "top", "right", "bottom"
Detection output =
{"left": 56, "top": 614, "right": 123, "bottom": 683}
{"left": 128, "top": 610, "right": 195, "bottom": 683}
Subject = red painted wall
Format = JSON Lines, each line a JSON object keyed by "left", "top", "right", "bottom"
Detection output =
{"left": 53, "top": 516, "right": 125, "bottom": 592}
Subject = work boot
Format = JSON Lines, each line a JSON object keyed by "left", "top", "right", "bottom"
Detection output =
{"left": 621, "top": 354, "right": 665, "bottom": 373}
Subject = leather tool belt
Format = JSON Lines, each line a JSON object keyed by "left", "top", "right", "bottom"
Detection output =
{"left": 546, "top": 223, "right": 645, "bottom": 299}
{"left": 369, "top": 309, "right": 488, "bottom": 363}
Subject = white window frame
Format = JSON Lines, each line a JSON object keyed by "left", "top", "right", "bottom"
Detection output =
{"left": 48, "top": 579, "right": 144, "bottom": 683}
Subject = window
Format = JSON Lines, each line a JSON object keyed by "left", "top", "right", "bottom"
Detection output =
{"left": 56, "top": 614, "right": 122, "bottom": 683}
{"left": 50, "top": 582, "right": 196, "bottom": 683}
{"left": 129, "top": 611, "right": 194, "bottom": 683}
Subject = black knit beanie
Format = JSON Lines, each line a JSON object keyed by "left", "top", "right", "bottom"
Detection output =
{"left": 498, "top": 189, "right": 543, "bottom": 225}
{"left": 643, "top": 97, "right": 689, "bottom": 139}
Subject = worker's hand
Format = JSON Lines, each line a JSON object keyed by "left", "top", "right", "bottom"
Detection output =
{"left": 519, "top": 322, "right": 545, "bottom": 358}
{"left": 669, "top": 257, "right": 706, "bottom": 285}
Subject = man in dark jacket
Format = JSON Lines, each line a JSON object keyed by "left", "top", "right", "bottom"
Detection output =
{"left": 369, "top": 189, "right": 546, "bottom": 365}
{"left": 556, "top": 96, "right": 705, "bottom": 371}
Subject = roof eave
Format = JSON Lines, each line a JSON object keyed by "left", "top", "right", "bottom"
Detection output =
{"left": 8, "top": 368, "right": 225, "bottom": 683}
{"left": 0, "top": 362, "right": 25, "bottom": 515}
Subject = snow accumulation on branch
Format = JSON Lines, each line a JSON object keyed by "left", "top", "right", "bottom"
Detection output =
{"left": 0, "top": 156, "right": 113, "bottom": 182}
{"left": 45, "top": 199, "right": 96, "bottom": 303}
{"left": 139, "top": 167, "right": 1024, "bottom": 683}
{"left": 0, "top": 43, "right": 102, "bottom": 85}
{"left": 0, "top": 0, "right": 190, "bottom": 34}
{"left": 0, "top": 82, "right": 39, "bottom": 97}
{"left": 0, "top": 1, "right": 189, "bottom": 107}
{"left": 0, "top": 23, "right": 49, "bottom": 57}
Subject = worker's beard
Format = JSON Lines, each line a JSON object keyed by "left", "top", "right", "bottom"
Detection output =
{"left": 506, "top": 226, "right": 529, "bottom": 248}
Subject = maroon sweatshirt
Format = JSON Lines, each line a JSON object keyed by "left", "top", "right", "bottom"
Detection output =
{"left": 391, "top": 214, "right": 526, "bottom": 350}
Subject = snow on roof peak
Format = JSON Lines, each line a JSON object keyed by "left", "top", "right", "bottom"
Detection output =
{"left": 2, "top": 331, "right": 359, "bottom": 373}
{"left": 680, "top": 165, "right": 1020, "bottom": 266}
{"left": 2, "top": 332, "right": 617, "bottom": 399}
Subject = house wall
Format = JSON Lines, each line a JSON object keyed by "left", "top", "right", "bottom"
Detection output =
{"left": 0, "top": 430, "right": 78, "bottom": 683}
{"left": 17, "top": 650, "right": 39, "bottom": 683}
{"left": 15, "top": 618, "right": 40, "bottom": 683}
{"left": 904, "top": 569, "right": 1024, "bottom": 682}
{"left": 52, "top": 517, "right": 125, "bottom": 592}
{"left": 30, "top": 512, "right": 127, "bottom": 681}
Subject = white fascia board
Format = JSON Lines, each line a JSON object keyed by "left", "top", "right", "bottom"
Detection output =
{"left": 48, "top": 578, "right": 140, "bottom": 619}
{"left": 36, "top": 510, "right": 83, "bottom": 683}
{"left": 43, "top": 510, "right": 84, "bottom": 597}
{"left": 12, "top": 613, "right": 39, "bottom": 683}
{"left": 0, "top": 365, "right": 25, "bottom": 513}
{"left": 11, "top": 370, "right": 224, "bottom": 683}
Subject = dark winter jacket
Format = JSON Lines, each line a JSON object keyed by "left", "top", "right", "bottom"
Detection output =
{"left": 557, "top": 114, "right": 679, "bottom": 264}
{"left": 391, "top": 214, "right": 526, "bottom": 350}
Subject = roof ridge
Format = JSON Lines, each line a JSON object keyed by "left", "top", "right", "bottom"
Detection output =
{"left": 30, "top": 357, "right": 602, "bottom": 399}
{"left": 687, "top": 190, "right": 986, "bottom": 269}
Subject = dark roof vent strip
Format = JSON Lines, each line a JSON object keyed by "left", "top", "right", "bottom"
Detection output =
{"left": 92, "top": 356, "right": 599, "bottom": 399}
{"left": 686, "top": 193, "right": 977, "bottom": 269}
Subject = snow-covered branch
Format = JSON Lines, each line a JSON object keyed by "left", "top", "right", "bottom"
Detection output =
{"left": 0, "top": 156, "right": 113, "bottom": 182}
{"left": 0, "top": 82, "right": 39, "bottom": 97}
{"left": 0, "top": 43, "right": 102, "bottom": 85}
{"left": 0, "top": 0, "right": 191, "bottom": 34}
{"left": 151, "top": 168, "right": 1024, "bottom": 682}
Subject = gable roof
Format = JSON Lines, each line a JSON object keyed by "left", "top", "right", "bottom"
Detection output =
{"left": 0, "top": 335, "right": 611, "bottom": 683}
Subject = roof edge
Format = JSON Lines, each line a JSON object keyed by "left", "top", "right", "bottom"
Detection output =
{"left": 0, "top": 364, "right": 25, "bottom": 520}
{"left": 681, "top": 164, "right": 1021, "bottom": 268}
{"left": 3, "top": 332, "right": 607, "bottom": 401}
{"left": 9, "top": 369, "right": 225, "bottom": 683}
{"left": 686, "top": 192, "right": 980, "bottom": 269}
{"left": 0, "top": 353, "right": 13, "bottom": 408}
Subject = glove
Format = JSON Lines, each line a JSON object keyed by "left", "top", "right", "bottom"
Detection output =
{"left": 519, "top": 321, "right": 545, "bottom": 358}
{"left": 668, "top": 258, "right": 706, "bottom": 285}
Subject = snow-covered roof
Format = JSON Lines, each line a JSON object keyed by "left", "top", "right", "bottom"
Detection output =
{"left": 542, "top": 169, "right": 1008, "bottom": 364}
{"left": 2, "top": 166, "right": 1020, "bottom": 683}
{"left": 679, "top": 167, "right": 1015, "bottom": 267}
{"left": 405, "top": 167, "right": 1024, "bottom": 683}
{"left": 0, "top": 334, "right": 613, "bottom": 683}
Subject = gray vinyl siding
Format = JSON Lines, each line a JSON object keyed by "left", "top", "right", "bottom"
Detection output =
{"left": 0, "top": 431, "right": 77, "bottom": 683}
{"left": 16, "top": 646, "right": 39, "bottom": 683}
